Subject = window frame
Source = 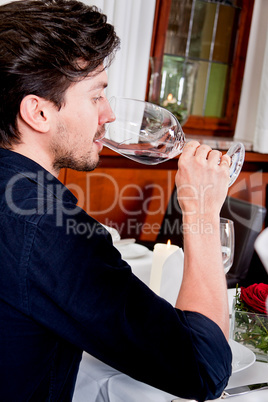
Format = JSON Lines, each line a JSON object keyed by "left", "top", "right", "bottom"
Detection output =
{"left": 146, "top": 0, "right": 255, "bottom": 137}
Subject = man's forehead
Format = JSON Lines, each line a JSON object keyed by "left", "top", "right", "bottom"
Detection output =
{"left": 85, "top": 69, "right": 108, "bottom": 91}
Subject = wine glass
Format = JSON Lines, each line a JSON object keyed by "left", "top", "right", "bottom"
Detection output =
{"left": 100, "top": 97, "right": 245, "bottom": 187}
{"left": 220, "top": 217, "right": 235, "bottom": 274}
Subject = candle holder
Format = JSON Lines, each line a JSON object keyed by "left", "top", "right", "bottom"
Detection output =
{"left": 149, "top": 55, "right": 198, "bottom": 126}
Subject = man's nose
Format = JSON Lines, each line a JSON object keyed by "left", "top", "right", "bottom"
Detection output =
{"left": 99, "top": 98, "right": 116, "bottom": 126}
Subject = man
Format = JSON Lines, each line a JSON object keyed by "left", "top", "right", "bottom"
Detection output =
{"left": 0, "top": 1, "right": 232, "bottom": 400}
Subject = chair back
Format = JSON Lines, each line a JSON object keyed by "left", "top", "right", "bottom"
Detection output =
{"left": 221, "top": 197, "right": 266, "bottom": 287}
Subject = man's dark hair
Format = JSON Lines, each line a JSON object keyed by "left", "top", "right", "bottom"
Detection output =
{"left": 0, "top": 0, "right": 120, "bottom": 148}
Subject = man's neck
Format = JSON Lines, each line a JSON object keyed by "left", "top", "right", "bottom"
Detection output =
{"left": 11, "top": 144, "right": 59, "bottom": 178}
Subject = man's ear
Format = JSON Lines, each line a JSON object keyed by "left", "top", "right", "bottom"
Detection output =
{"left": 19, "top": 95, "right": 52, "bottom": 133}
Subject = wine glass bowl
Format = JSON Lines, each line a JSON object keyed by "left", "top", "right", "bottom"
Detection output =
{"left": 102, "top": 97, "right": 185, "bottom": 165}
{"left": 220, "top": 217, "right": 235, "bottom": 274}
{"left": 100, "top": 97, "right": 245, "bottom": 186}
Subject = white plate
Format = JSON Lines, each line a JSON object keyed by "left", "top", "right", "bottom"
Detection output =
{"left": 229, "top": 339, "right": 256, "bottom": 373}
{"left": 116, "top": 243, "right": 149, "bottom": 259}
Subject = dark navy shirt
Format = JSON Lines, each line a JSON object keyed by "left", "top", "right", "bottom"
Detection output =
{"left": 0, "top": 149, "right": 232, "bottom": 401}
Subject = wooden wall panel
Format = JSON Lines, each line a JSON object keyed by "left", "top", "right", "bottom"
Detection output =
{"left": 228, "top": 171, "right": 268, "bottom": 209}
{"left": 63, "top": 167, "right": 176, "bottom": 241}
{"left": 59, "top": 150, "right": 268, "bottom": 242}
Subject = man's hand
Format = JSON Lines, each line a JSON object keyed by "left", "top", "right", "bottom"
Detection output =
{"left": 175, "top": 141, "right": 230, "bottom": 218}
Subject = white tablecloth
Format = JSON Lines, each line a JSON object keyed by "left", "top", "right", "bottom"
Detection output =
{"left": 73, "top": 246, "right": 268, "bottom": 402}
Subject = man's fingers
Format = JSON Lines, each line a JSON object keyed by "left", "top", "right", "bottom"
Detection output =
{"left": 181, "top": 140, "right": 201, "bottom": 156}
{"left": 194, "top": 144, "right": 213, "bottom": 159}
{"left": 220, "top": 154, "right": 231, "bottom": 167}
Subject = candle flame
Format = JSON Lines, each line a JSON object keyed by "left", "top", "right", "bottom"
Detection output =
{"left": 167, "top": 93, "right": 173, "bottom": 101}
{"left": 167, "top": 240, "right": 171, "bottom": 248}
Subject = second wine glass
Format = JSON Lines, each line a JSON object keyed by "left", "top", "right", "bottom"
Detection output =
{"left": 220, "top": 217, "right": 235, "bottom": 274}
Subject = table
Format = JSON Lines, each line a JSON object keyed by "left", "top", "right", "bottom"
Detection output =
{"left": 73, "top": 246, "right": 268, "bottom": 402}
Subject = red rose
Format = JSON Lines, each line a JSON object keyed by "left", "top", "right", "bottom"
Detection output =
{"left": 240, "top": 283, "right": 268, "bottom": 314}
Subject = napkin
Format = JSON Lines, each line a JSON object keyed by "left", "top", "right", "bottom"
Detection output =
{"left": 254, "top": 227, "right": 268, "bottom": 273}
{"left": 254, "top": 228, "right": 268, "bottom": 314}
{"left": 160, "top": 248, "right": 184, "bottom": 306}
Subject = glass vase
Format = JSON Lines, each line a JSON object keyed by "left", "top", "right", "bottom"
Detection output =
{"left": 149, "top": 55, "right": 198, "bottom": 126}
{"left": 231, "top": 301, "right": 268, "bottom": 363}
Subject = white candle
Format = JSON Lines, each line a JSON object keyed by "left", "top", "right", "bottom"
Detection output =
{"left": 149, "top": 240, "right": 179, "bottom": 295}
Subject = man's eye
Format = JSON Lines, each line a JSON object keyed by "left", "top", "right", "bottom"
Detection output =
{"left": 93, "top": 96, "right": 103, "bottom": 103}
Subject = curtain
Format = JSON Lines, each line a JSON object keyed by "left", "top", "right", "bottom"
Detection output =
{"left": 89, "top": 0, "right": 156, "bottom": 101}
{"left": 253, "top": 28, "right": 268, "bottom": 153}
{"left": 234, "top": 0, "right": 268, "bottom": 153}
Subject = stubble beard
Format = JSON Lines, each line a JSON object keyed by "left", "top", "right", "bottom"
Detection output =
{"left": 50, "top": 125, "right": 105, "bottom": 173}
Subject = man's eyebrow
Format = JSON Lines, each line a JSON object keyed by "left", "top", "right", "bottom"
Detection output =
{"left": 89, "top": 81, "right": 108, "bottom": 92}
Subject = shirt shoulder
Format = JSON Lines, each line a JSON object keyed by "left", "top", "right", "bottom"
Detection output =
{"left": 0, "top": 149, "right": 77, "bottom": 224}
